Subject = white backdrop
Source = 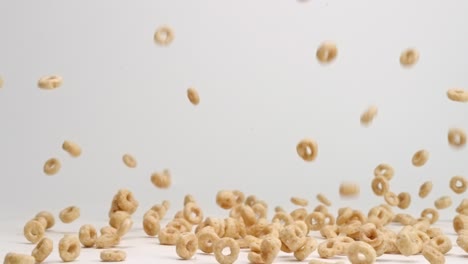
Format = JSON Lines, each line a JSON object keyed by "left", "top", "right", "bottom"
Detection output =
{"left": 0, "top": 0, "right": 467, "bottom": 222}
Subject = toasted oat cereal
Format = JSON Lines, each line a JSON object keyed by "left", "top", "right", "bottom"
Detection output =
{"left": 450, "top": 176, "right": 467, "bottom": 194}
{"left": 316, "top": 42, "right": 338, "bottom": 64}
{"left": 38, "top": 75, "right": 62, "bottom": 90}
{"left": 316, "top": 193, "right": 331, "bottom": 206}
{"left": 187, "top": 87, "right": 200, "bottom": 105}
{"left": 122, "top": 153, "right": 137, "bottom": 168}
{"left": 412, "top": 149, "right": 429, "bottom": 167}
{"left": 347, "top": 241, "right": 376, "bottom": 264}
{"left": 59, "top": 206, "right": 80, "bottom": 223}
{"left": 151, "top": 169, "right": 172, "bottom": 189}
{"left": 419, "top": 181, "right": 433, "bottom": 198}
{"left": 447, "top": 88, "right": 468, "bottom": 102}
{"left": 31, "top": 237, "right": 53, "bottom": 263}
{"left": 79, "top": 224, "right": 97, "bottom": 247}
{"left": 434, "top": 196, "right": 452, "bottom": 210}
{"left": 62, "top": 140, "right": 82, "bottom": 157}
{"left": 360, "top": 105, "right": 378, "bottom": 126}
{"left": 291, "top": 196, "right": 308, "bottom": 207}
{"left": 154, "top": 25, "right": 174, "bottom": 46}
{"left": 100, "top": 250, "right": 126, "bottom": 262}
{"left": 35, "top": 211, "right": 55, "bottom": 229}
{"left": 400, "top": 48, "right": 419, "bottom": 67}
{"left": 374, "top": 163, "right": 394, "bottom": 180}
{"left": 58, "top": 235, "right": 80, "bottom": 262}
{"left": 3, "top": 253, "right": 35, "bottom": 264}
{"left": 296, "top": 138, "right": 318, "bottom": 161}
{"left": 448, "top": 128, "right": 466, "bottom": 147}
{"left": 43, "top": 158, "right": 61, "bottom": 175}
{"left": 24, "top": 219, "right": 45, "bottom": 244}
{"left": 176, "top": 232, "right": 198, "bottom": 260}
{"left": 339, "top": 182, "right": 360, "bottom": 197}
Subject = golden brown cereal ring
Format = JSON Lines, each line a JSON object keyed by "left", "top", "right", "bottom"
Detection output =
{"left": 291, "top": 208, "right": 308, "bottom": 221}
{"left": 447, "top": 88, "right": 468, "bottom": 102}
{"left": 421, "top": 208, "right": 439, "bottom": 224}
{"left": 294, "top": 237, "right": 317, "bottom": 261}
{"left": 62, "top": 140, "right": 81, "bottom": 157}
{"left": 216, "top": 190, "right": 237, "bottom": 209}
{"left": 239, "top": 205, "right": 257, "bottom": 227}
{"left": 456, "top": 232, "right": 468, "bottom": 252}
{"left": 117, "top": 218, "right": 133, "bottom": 237}
{"left": 197, "top": 227, "right": 219, "bottom": 253}
{"left": 143, "top": 214, "right": 160, "bottom": 236}
{"left": 305, "top": 212, "right": 325, "bottom": 232}
{"left": 290, "top": 196, "right": 308, "bottom": 207}
{"left": 393, "top": 213, "right": 416, "bottom": 225}
{"left": 43, "top": 158, "right": 61, "bottom": 175}
{"left": 151, "top": 169, "right": 172, "bottom": 189}
{"left": 100, "top": 250, "right": 126, "bottom": 262}
{"left": 79, "top": 224, "right": 97, "bottom": 247}
{"left": 412, "top": 149, "right": 429, "bottom": 167}
{"left": 360, "top": 105, "right": 378, "bottom": 126}
{"left": 24, "top": 220, "right": 45, "bottom": 244}
{"left": 38, "top": 75, "right": 63, "bottom": 90}
{"left": 122, "top": 153, "right": 137, "bottom": 168}
{"left": 374, "top": 163, "right": 394, "bottom": 180}
{"left": 316, "top": 193, "right": 331, "bottom": 206}
{"left": 453, "top": 214, "right": 468, "bottom": 234}
{"left": 314, "top": 204, "right": 329, "bottom": 214}
{"left": 3, "top": 253, "right": 35, "bottom": 264}
{"left": 109, "top": 211, "right": 130, "bottom": 229}
{"left": 399, "top": 48, "right": 419, "bottom": 67}
{"left": 59, "top": 206, "right": 80, "bottom": 223}
{"left": 450, "top": 176, "right": 467, "bottom": 194}
{"left": 422, "top": 243, "right": 445, "bottom": 264}
{"left": 96, "top": 233, "right": 120, "bottom": 248}
{"left": 448, "top": 127, "right": 467, "bottom": 147}
{"left": 58, "top": 235, "right": 80, "bottom": 262}
{"left": 260, "top": 237, "right": 281, "bottom": 263}
{"left": 396, "top": 227, "right": 422, "bottom": 256}
{"left": 419, "top": 181, "right": 433, "bottom": 198}
{"left": 115, "top": 189, "right": 139, "bottom": 214}
{"left": 456, "top": 198, "right": 468, "bottom": 215}
{"left": 347, "top": 241, "right": 376, "bottom": 264}
{"left": 213, "top": 237, "right": 240, "bottom": 264}
{"left": 100, "top": 226, "right": 117, "bottom": 235}
{"left": 296, "top": 138, "right": 318, "bottom": 162}
{"left": 154, "top": 25, "right": 174, "bottom": 46}
{"left": 280, "top": 224, "right": 307, "bottom": 252}
{"left": 32, "top": 237, "right": 53, "bottom": 263}
{"left": 371, "top": 176, "right": 390, "bottom": 196}
{"left": 33, "top": 216, "right": 48, "bottom": 229}
{"left": 272, "top": 211, "right": 294, "bottom": 226}
{"left": 426, "top": 227, "right": 443, "bottom": 238}
{"left": 384, "top": 191, "right": 399, "bottom": 206}
{"left": 316, "top": 42, "right": 338, "bottom": 64}
{"left": 429, "top": 235, "right": 452, "bottom": 254}
{"left": 434, "top": 196, "right": 452, "bottom": 210}
{"left": 159, "top": 227, "right": 180, "bottom": 245}
{"left": 35, "top": 211, "right": 55, "bottom": 229}
{"left": 187, "top": 87, "right": 200, "bottom": 105}
{"left": 397, "top": 192, "right": 411, "bottom": 209}
{"left": 339, "top": 182, "right": 360, "bottom": 197}
{"left": 176, "top": 232, "right": 198, "bottom": 260}
{"left": 183, "top": 202, "right": 203, "bottom": 224}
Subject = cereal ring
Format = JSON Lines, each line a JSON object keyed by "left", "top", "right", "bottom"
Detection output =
{"left": 96, "top": 233, "right": 120, "bottom": 248}
{"left": 456, "top": 198, "right": 468, "bottom": 215}
{"left": 447, "top": 88, "right": 468, "bottom": 102}
{"left": 291, "top": 208, "right": 308, "bottom": 221}
{"left": 38, "top": 75, "right": 63, "bottom": 90}
{"left": 197, "top": 227, "right": 220, "bottom": 253}
{"left": 429, "top": 235, "right": 452, "bottom": 254}
{"left": 306, "top": 212, "right": 325, "bottom": 232}
{"left": 434, "top": 196, "right": 452, "bottom": 210}
{"left": 62, "top": 140, "right": 82, "bottom": 157}
{"left": 453, "top": 214, "right": 468, "bottom": 234}
{"left": 175, "top": 232, "right": 198, "bottom": 260}
{"left": 58, "top": 235, "right": 81, "bottom": 262}
{"left": 122, "top": 153, "right": 137, "bottom": 168}
{"left": 183, "top": 202, "right": 203, "bottom": 225}
{"left": 296, "top": 138, "right": 318, "bottom": 161}
{"left": 279, "top": 224, "right": 307, "bottom": 251}
{"left": 59, "top": 206, "right": 80, "bottom": 223}
{"left": 3, "top": 253, "right": 35, "bottom": 264}
{"left": 294, "top": 237, "right": 317, "bottom": 261}
{"left": 316, "top": 193, "right": 331, "bottom": 206}
{"left": 419, "top": 181, "right": 433, "bottom": 198}
{"left": 33, "top": 216, "right": 48, "bottom": 229}
{"left": 24, "top": 220, "right": 45, "bottom": 244}
{"left": 79, "top": 224, "right": 97, "bottom": 247}
{"left": 100, "top": 226, "right": 117, "bottom": 235}
{"left": 339, "top": 182, "right": 360, "bottom": 197}
{"left": 100, "top": 250, "right": 126, "bottom": 262}
{"left": 448, "top": 128, "right": 467, "bottom": 147}
{"left": 371, "top": 176, "right": 389, "bottom": 196}
{"left": 260, "top": 237, "right": 281, "bottom": 264}
{"left": 316, "top": 42, "right": 338, "bottom": 64}
{"left": 384, "top": 191, "right": 399, "bottom": 206}
{"left": 360, "top": 105, "right": 378, "bottom": 126}
{"left": 187, "top": 87, "right": 200, "bottom": 105}
{"left": 217, "top": 190, "right": 237, "bottom": 209}
{"left": 35, "top": 211, "right": 55, "bottom": 229}
{"left": 291, "top": 196, "right": 308, "bottom": 207}
{"left": 117, "top": 218, "right": 133, "bottom": 237}
{"left": 456, "top": 232, "right": 468, "bottom": 252}
{"left": 399, "top": 48, "right": 419, "bottom": 67}
{"left": 450, "top": 175, "right": 467, "bottom": 194}
{"left": 109, "top": 211, "right": 130, "bottom": 229}
{"left": 43, "top": 158, "right": 61, "bottom": 175}
{"left": 397, "top": 192, "right": 411, "bottom": 209}
{"left": 411, "top": 149, "right": 429, "bottom": 167}
{"left": 32, "top": 237, "right": 53, "bottom": 263}
{"left": 159, "top": 227, "right": 180, "bottom": 245}
{"left": 114, "top": 189, "right": 139, "bottom": 214}
{"left": 151, "top": 169, "right": 172, "bottom": 189}
{"left": 272, "top": 211, "right": 294, "bottom": 226}
{"left": 422, "top": 243, "right": 445, "bottom": 264}
{"left": 374, "top": 163, "right": 394, "bottom": 180}
{"left": 143, "top": 214, "right": 160, "bottom": 236}
{"left": 421, "top": 208, "right": 439, "bottom": 224}
{"left": 154, "top": 25, "right": 174, "bottom": 46}
{"left": 213, "top": 237, "right": 240, "bottom": 264}
{"left": 314, "top": 205, "right": 329, "bottom": 214}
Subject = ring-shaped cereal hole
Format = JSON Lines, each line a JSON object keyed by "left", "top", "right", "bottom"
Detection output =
{"left": 316, "top": 42, "right": 338, "bottom": 64}
{"left": 122, "top": 154, "right": 137, "bottom": 168}
{"left": 448, "top": 127, "right": 467, "bottom": 147}
{"left": 347, "top": 241, "right": 377, "bottom": 264}
{"left": 38, "top": 75, "right": 63, "bottom": 90}
{"left": 447, "top": 88, "right": 468, "bottom": 102}
{"left": 32, "top": 237, "right": 53, "bottom": 263}
{"left": 412, "top": 149, "right": 429, "bottom": 167}
{"left": 213, "top": 237, "right": 240, "bottom": 264}
{"left": 43, "top": 158, "right": 61, "bottom": 175}
{"left": 371, "top": 176, "right": 389, "bottom": 196}
{"left": 306, "top": 212, "right": 325, "bottom": 231}
{"left": 450, "top": 176, "right": 467, "bottom": 194}
{"left": 400, "top": 48, "right": 419, "bottom": 67}
{"left": 419, "top": 181, "right": 433, "bottom": 198}
{"left": 58, "top": 235, "right": 81, "bottom": 262}
{"left": 24, "top": 220, "right": 45, "bottom": 244}
{"left": 154, "top": 26, "right": 174, "bottom": 46}
{"left": 421, "top": 208, "right": 439, "bottom": 224}
{"left": 296, "top": 138, "right": 318, "bottom": 161}
{"left": 373, "top": 163, "right": 394, "bottom": 180}
{"left": 183, "top": 202, "right": 204, "bottom": 225}
{"left": 176, "top": 232, "right": 198, "bottom": 260}
{"left": 197, "top": 227, "right": 219, "bottom": 253}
